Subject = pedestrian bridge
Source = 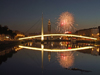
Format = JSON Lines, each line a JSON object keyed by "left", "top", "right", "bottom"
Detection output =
{"left": 18, "top": 34, "right": 97, "bottom": 40}
{"left": 19, "top": 15, "right": 97, "bottom": 41}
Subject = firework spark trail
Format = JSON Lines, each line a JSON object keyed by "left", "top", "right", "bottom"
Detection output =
{"left": 57, "top": 12, "right": 75, "bottom": 33}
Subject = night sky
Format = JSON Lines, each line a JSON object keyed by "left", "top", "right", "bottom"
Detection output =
{"left": 0, "top": 0, "right": 100, "bottom": 34}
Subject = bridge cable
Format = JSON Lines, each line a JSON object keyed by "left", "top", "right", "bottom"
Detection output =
{"left": 34, "top": 20, "right": 41, "bottom": 33}
{"left": 25, "top": 19, "right": 41, "bottom": 34}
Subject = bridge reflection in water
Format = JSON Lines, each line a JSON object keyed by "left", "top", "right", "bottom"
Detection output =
{"left": 1, "top": 41, "right": 100, "bottom": 74}
{"left": 18, "top": 41, "right": 100, "bottom": 73}
{"left": 57, "top": 52, "right": 74, "bottom": 68}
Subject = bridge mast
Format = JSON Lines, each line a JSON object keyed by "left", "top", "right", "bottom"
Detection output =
{"left": 41, "top": 13, "right": 44, "bottom": 42}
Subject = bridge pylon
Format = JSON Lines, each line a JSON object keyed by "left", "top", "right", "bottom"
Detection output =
{"left": 41, "top": 13, "right": 44, "bottom": 43}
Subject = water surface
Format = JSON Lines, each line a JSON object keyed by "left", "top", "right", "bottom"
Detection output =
{"left": 0, "top": 42, "right": 100, "bottom": 75}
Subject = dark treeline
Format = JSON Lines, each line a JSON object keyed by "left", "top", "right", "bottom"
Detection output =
{"left": 0, "top": 25, "right": 17, "bottom": 39}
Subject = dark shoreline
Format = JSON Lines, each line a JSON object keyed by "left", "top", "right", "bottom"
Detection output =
{"left": 0, "top": 40, "right": 21, "bottom": 51}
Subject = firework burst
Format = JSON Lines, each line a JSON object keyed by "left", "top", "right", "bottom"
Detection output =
{"left": 56, "top": 12, "right": 75, "bottom": 33}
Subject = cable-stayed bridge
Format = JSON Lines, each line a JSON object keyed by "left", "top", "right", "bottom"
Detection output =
{"left": 19, "top": 15, "right": 97, "bottom": 41}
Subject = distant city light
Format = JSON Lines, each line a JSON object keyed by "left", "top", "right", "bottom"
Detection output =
{"left": 6, "top": 36, "right": 9, "bottom": 38}
{"left": 65, "top": 31, "right": 72, "bottom": 34}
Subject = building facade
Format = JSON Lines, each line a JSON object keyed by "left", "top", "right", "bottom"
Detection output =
{"left": 75, "top": 27, "right": 99, "bottom": 40}
{"left": 13, "top": 30, "right": 25, "bottom": 39}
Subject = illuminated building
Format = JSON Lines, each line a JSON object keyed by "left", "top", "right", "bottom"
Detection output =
{"left": 15, "top": 34, "right": 25, "bottom": 37}
{"left": 0, "top": 34, "right": 11, "bottom": 41}
{"left": 48, "top": 19, "right": 51, "bottom": 34}
{"left": 75, "top": 27, "right": 99, "bottom": 40}
{"left": 13, "top": 30, "right": 25, "bottom": 39}
{"left": 47, "top": 19, "right": 51, "bottom": 40}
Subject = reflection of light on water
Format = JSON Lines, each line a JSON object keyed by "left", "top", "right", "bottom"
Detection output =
{"left": 57, "top": 52, "right": 74, "bottom": 68}
{"left": 91, "top": 47, "right": 100, "bottom": 56}
{"left": 30, "top": 42, "right": 32, "bottom": 46}
{"left": 41, "top": 44, "right": 44, "bottom": 69}
{"left": 51, "top": 42, "right": 53, "bottom": 47}
{"left": 97, "top": 48, "right": 99, "bottom": 52}
{"left": 27, "top": 42, "right": 33, "bottom": 46}
{"left": 15, "top": 47, "right": 22, "bottom": 51}
{"left": 19, "top": 45, "right": 94, "bottom": 52}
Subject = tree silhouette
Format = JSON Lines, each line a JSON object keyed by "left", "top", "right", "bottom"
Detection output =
{"left": 2, "top": 26, "right": 8, "bottom": 34}
{"left": 0, "top": 25, "right": 17, "bottom": 39}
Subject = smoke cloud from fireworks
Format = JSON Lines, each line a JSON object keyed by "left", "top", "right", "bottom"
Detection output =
{"left": 57, "top": 12, "right": 75, "bottom": 33}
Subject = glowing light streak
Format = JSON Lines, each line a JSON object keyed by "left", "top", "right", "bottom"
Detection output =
{"left": 41, "top": 13, "right": 44, "bottom": 41}
{"left": 19, "top": 34, "right": 97, "bottom": 40}
{"left": 19, "top": 45, "right": 94, "bottom": 52}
